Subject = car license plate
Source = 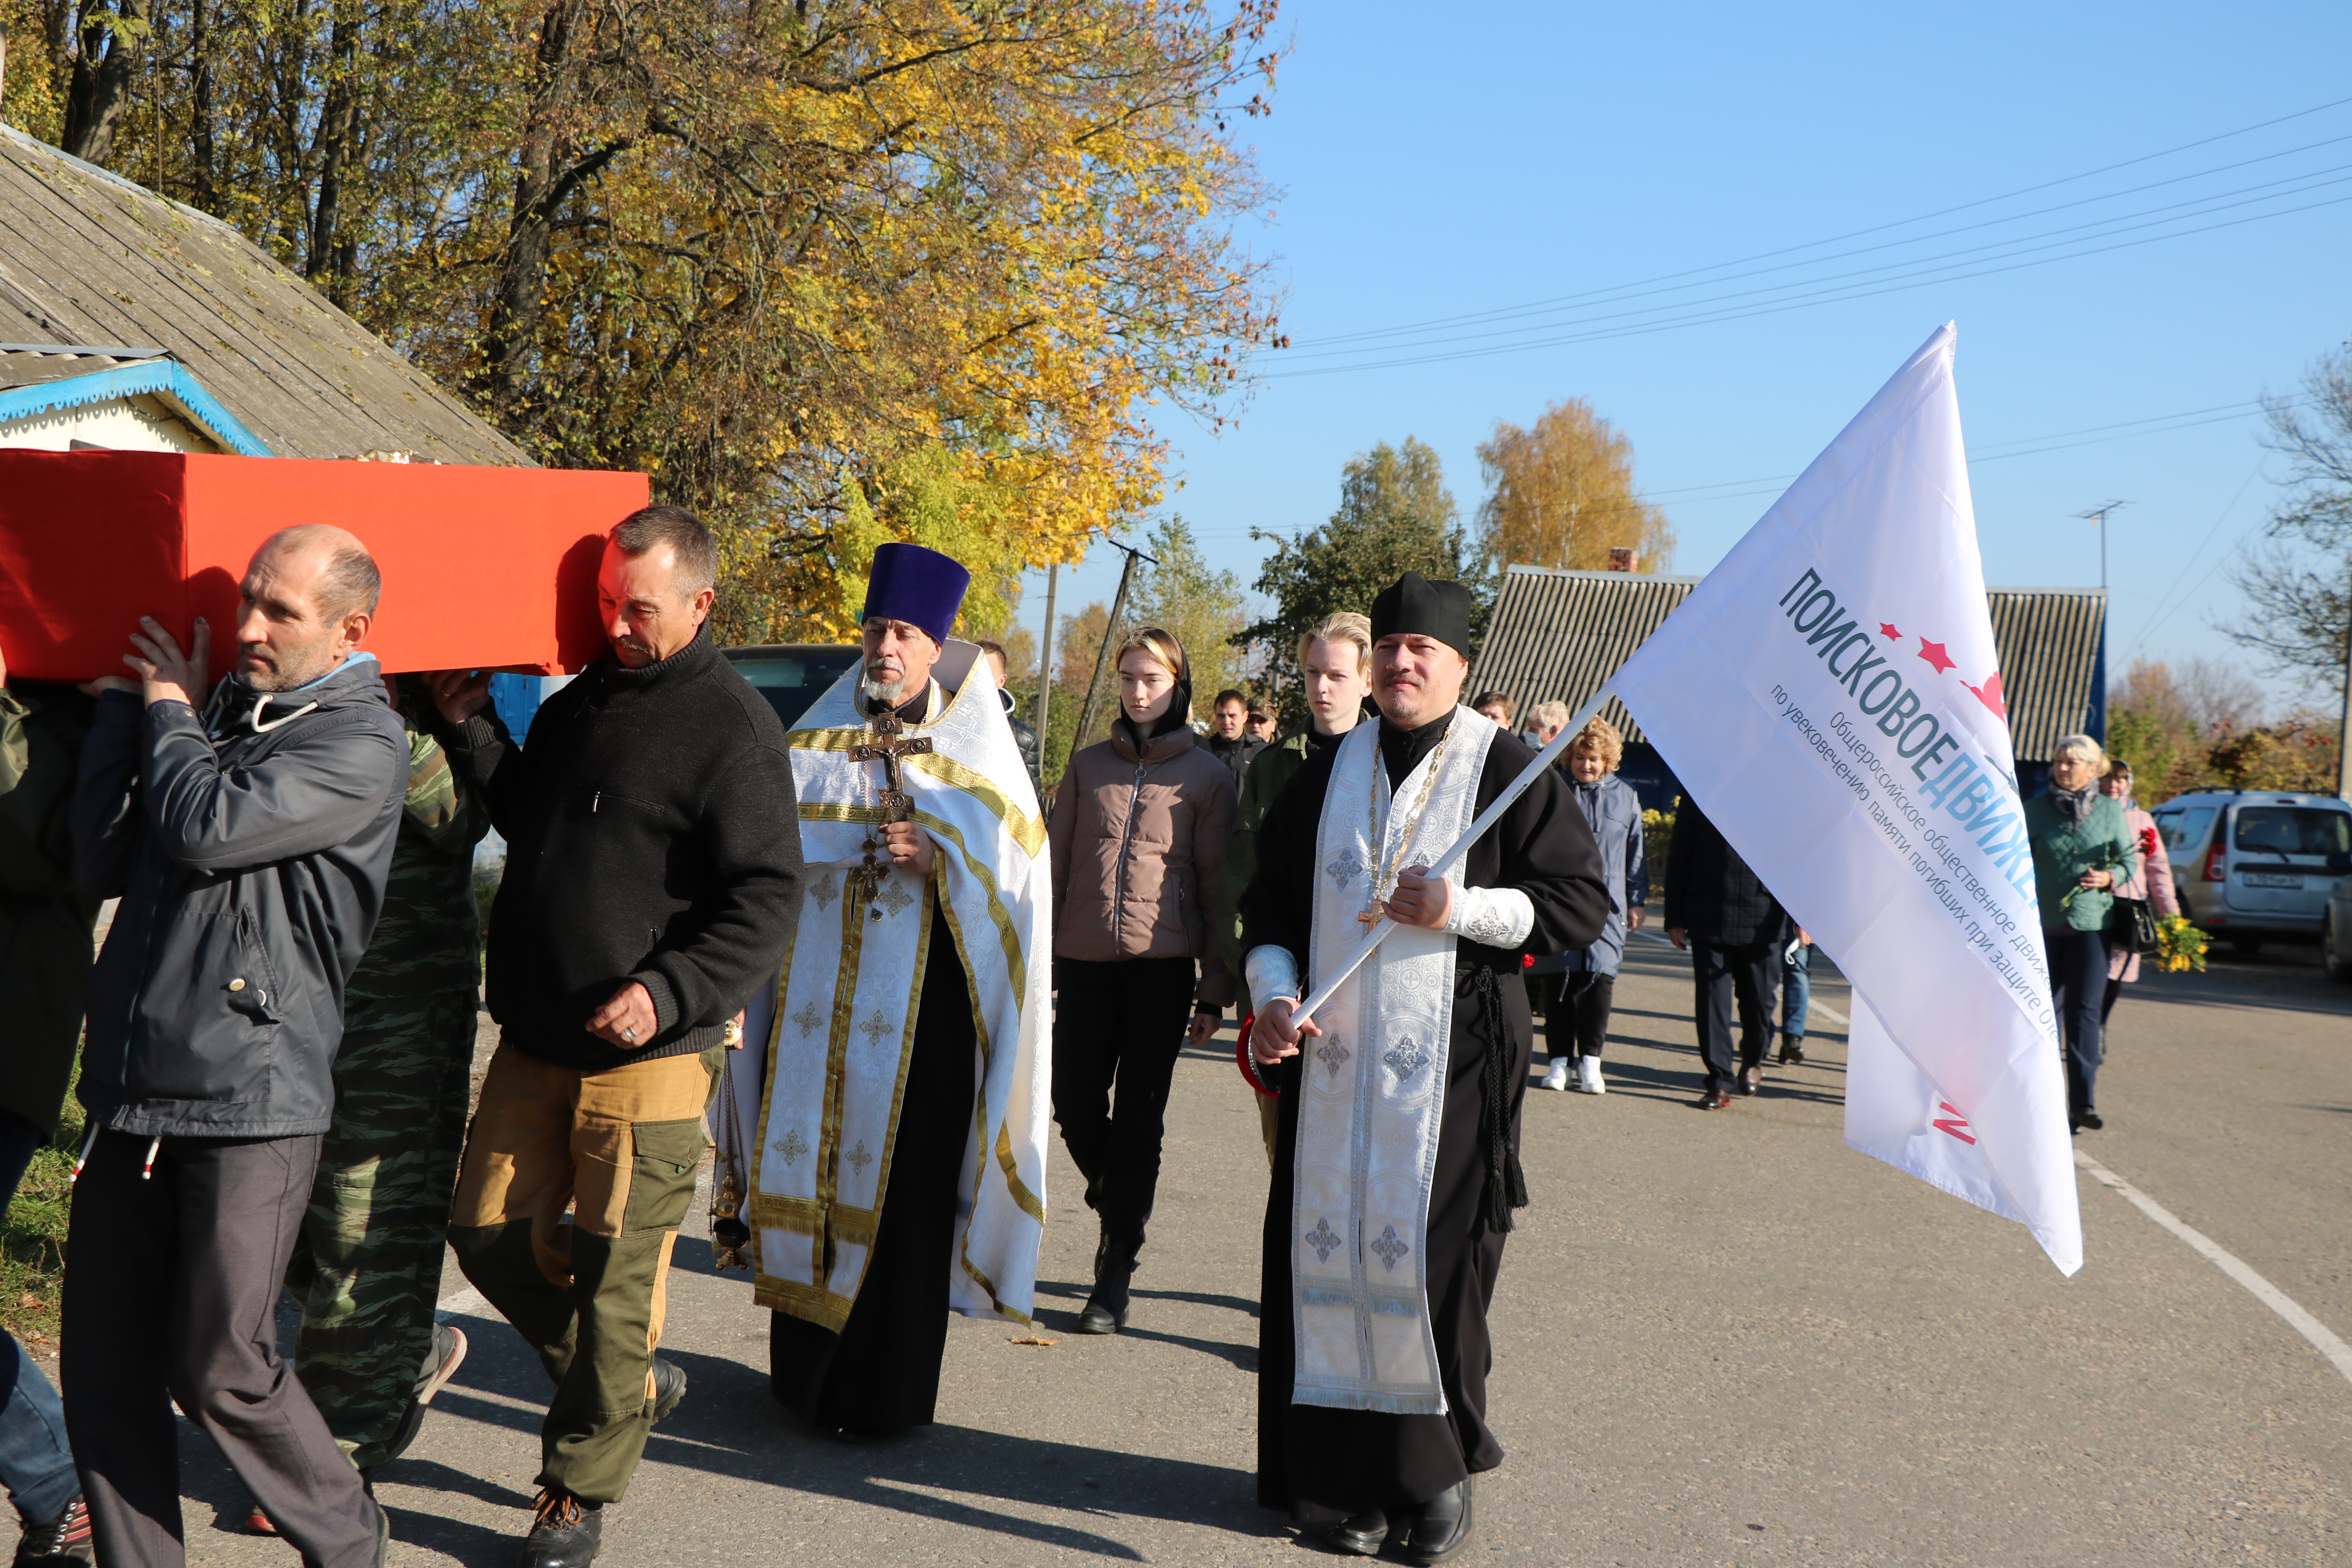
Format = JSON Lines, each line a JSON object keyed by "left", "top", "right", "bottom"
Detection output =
{"left": 2242, "top": 871, "right": 2303, "bottom": 888}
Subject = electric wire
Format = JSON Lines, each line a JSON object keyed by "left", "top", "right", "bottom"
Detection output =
{"left": 1278, "top": 162, "right": 2352, "bottom": 364}
{"left": 1307, "top": 129, "right": 2352, "bottom": 350}
{"left": 1267, "top": 191, "right": 2352, "bottom": 379}
{"left": 1299, "top": 93, "right": 2352, "bottom": 348}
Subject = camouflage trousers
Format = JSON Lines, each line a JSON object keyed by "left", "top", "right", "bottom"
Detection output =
{"left": 286, "top": 989, "right": 478, "bottom": 1470}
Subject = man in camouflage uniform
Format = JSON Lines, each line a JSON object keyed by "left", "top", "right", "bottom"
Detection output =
{"left": 285, "top": 679, "right": 491, "bottom": 1475}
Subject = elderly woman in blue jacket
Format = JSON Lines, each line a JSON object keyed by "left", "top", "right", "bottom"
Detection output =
{"left": 1536, "top": 714, "right": 1648, "bottom": 1095}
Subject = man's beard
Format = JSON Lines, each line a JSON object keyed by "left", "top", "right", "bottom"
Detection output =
{"left": 860, "top": 670, "right": 909, "bottom": 707}
{"left": 239, "top": 641, "right": 335, "bottom": 693}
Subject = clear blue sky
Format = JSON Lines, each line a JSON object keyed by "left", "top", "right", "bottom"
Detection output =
{"left": 1012, "top": 1, "right": 2352, "bottom": 713}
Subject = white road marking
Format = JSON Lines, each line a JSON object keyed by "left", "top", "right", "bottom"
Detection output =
{"left": 2075, "top": 1149, "right": 2352, "bottom": 1389}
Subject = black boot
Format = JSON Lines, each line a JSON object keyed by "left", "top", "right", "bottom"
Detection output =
{"left": 516, "top": 1489, "right": 603, "bottom": 1568}
{"left": 1074, "top": 1227, "right": 1140, "bottom": 1334}
{"left": 1403, "top": 1476, "right": 1474, "bottom": 1563}
{"left": 1326, "top": 1511, "right": 1390, "bottom": 1556}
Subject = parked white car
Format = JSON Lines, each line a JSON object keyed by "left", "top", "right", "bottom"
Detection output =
{"left": 2150, "top": 790, "right": 2352, "bottom": 956}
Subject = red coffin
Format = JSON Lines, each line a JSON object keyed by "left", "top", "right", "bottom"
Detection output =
{"left": 0, "top": 450, "right": 649, "bottom": 682}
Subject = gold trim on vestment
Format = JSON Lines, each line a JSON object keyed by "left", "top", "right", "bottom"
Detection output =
{"left": 932, "top": 861, "right": 1045, "bottom": 1306}
{"left": 798, "top": 802, "right": 890, "bottom": 825}
{"left": 749, "top": 1192, "right": 822, "bottom": 1230}
{"left": 753, "top": 1273, "right": 848, "bottom": 1332}
{"left": 786, "top": 728, "right": 870, "bottom": 754}
{"left": 904, "top": 752, "right": 1046, "bottom": 858}
{"left": 910, "top": 811, "right": 1027, "bottom": 1004}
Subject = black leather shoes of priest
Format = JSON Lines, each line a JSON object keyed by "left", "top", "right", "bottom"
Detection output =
{"left": 1325, "top": 1511, "right": 1389, "bottom": 1555}
{"left": 1403, "top": 1476, "right": 1474, "bottom": 1563}
{"left": 516, "top": 1489, "right": 603, "bottom": 1568}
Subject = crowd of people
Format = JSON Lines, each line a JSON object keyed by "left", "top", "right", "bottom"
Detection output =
{"left": 0, "top": 508, "right": 2169, "bottom": 1568}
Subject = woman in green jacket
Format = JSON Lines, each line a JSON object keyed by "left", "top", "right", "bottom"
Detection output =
{"left": 2024, "top": 733, "right": 2138, "bottom": 1135}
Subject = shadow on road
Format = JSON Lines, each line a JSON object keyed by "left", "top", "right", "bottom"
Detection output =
{"left": 403, "top": 1304, "right": 1279, "bottom": 1563}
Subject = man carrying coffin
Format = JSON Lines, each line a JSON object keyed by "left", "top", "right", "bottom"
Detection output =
{"left": 714, "top": 543, "right": 1052, "bottom": 1438}
{"left": 1240, "top": 573, "right": 1608, "bottom": 1562}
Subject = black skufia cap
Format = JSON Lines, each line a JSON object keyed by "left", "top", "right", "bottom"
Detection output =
{"left": 1370, "top": 572, "right": 1475, "bottom": 659}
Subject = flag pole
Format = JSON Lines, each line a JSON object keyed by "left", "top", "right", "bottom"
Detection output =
{"left": 1289, "top": 682, "right": 1619, "bottom": 1028}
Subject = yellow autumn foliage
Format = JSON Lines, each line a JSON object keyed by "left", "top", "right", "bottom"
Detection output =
{"left": 27, "top": 0, "right": 1285, "bottom": 639}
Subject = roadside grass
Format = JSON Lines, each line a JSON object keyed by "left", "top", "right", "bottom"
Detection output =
{"left": 0, "top": 1082, "right": 79, "bottom": 1350}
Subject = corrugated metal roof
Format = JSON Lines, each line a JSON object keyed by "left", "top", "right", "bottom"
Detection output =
{"left": 1470, "top": 564, "right": 2103, "bottom": 764}
{"left": 1985, "top": 587, "right": 2104, "bottom": 765}
{"left": 0, "top": 128, "right": 527, "bottom": 465}
{"left": 1469, "top": 567, "right": 1700, "bottom": 746}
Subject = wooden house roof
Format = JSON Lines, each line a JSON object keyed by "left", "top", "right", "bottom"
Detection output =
{"left": 1471, "top": 565, "right": 2105, "bottom": 766}
{"left": 0, "top": 127, "right": 526, "bottom": 465}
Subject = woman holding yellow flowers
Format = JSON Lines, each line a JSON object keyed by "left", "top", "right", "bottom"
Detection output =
{"left": 2026, "top": 734, "right": 2138, "bottom": 1135}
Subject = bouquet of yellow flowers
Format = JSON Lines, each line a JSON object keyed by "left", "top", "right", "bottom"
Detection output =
{"left": 2152, "top": 916, "right": 2208, "bottom": 974}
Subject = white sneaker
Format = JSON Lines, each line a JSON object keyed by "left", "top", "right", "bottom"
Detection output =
{"left": 1577, "top": 1057, "right": 1606, "bottom": 1095}
{"left": 1542, "top": 1059, "right": 1570, "bottom": 1092}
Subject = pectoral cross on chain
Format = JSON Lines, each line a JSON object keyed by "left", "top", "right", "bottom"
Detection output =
{"left": 848, "top": 703, "right": 933, "bottom": 921}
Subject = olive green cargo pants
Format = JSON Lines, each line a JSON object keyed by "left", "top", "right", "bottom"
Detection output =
{"left": 448, "top": 1040, "right": 717, "bottom": 1504}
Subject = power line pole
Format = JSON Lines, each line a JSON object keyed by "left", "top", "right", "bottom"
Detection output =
{"left": 2073, "top": 501, "right": 2129, "bottom": 740}
{"left": 1034, "top": 561, "right": 1058, "bottom": 760}
{"left": 1066, "top": 540, "right": 1160, "bottom": 756}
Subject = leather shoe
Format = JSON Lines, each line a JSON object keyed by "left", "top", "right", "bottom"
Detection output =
{"left": 1403, "top": 1476, "right": 1473, "bottom": 1563}
{"left": 1075, "top": 1227, "right": 1140, "bottom": 1334}
{"left": 1698, "top": 1089, "right": 1733, "bottom": 1110}
{"left": 516, "top": 1489, "right": 603, "bottom": 1568}
{"left": 648, "top": 1355, "right": 687, "bottom": 1424}
{"left": 1738, "top": 1064, "right": 1762, "bottom": 1096}
{"left": 2079, "top": 1108, "right": 2103, "bottom": 1131}
{"left": 1779, "top": 1041, "right": 1806, "bottom": 1066}
{"left": 1326, "top": 1511, "right": 1389, "bottom": 1555}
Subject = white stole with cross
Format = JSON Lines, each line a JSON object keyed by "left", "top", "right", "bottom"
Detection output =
{"left": 715, "top": 643, "right": 1051, "bottom": 1331}
{"left": 1293, "top": 705, "right": 1495, "bottom": 1414}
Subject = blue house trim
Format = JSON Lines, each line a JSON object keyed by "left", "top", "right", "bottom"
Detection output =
{"left": 0, "top": 361, "right": 272, "bottom": 456}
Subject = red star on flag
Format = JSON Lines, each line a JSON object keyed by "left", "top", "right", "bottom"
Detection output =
{"left": 1917, "top": 637, "right": 1956, "bottom": 674}
{"left": 1879, "top": 621, "right": 1901, "bottom": 640}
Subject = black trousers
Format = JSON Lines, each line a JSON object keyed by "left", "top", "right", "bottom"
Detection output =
{"left": 1051, "top": 955, "right": 1198, "bottom": 1243}
{"left": 1562, "top": 972, "right": 1615, "bottom": 1062}
{"left": 2046, "top": 926, "right": 2109, "bottom": 1129}
{"left": 1689, "top": 937, "right": 1779, "bottom": 1095}
{"left": 63, "top": 1131, "right": 381, "bottom": 1568}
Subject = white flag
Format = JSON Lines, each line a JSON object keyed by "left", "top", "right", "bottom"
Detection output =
{"left": 1614, "top": 323, "right": 2082, "bottom": 1275}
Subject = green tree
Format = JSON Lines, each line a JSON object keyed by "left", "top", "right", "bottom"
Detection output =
{"left": 1240, "top": 436, "right": 1472, "bottom": 703}
{"left": 1128, "top": 516, "right": 1247, "bottom": 713}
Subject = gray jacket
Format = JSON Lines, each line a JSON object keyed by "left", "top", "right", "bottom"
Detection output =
{"left": 72, "top": 656, "right": 407, "bottom": 1138}
{"left": 1534, "top": 773, "right": 1648, "bottom": 979}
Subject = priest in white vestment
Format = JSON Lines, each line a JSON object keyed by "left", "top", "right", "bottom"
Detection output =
{"left": 712, "top": 542, "right": 1051, "bottom": 1437}
{"left": 1243, "top": 573, "right": 1609, "bottom": 1562}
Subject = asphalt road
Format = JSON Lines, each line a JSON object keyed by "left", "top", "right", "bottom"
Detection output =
{"left": 40, "top": 938, "right": 2352, "bottom": 1566}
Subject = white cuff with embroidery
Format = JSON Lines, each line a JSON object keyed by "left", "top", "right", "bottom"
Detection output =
{"left": 1445, "top": 885, "right": 1536, "bottom": 948}
{"left": 1244, "top": 945, "right": 1301, "bottom": 1006}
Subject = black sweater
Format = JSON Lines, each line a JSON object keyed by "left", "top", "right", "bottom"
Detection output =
{"left": 1662, "top": 794, "right": 1789, "bottom": 946}
{"left": 442, "top": 626, "right": 805, "bottom": 1069}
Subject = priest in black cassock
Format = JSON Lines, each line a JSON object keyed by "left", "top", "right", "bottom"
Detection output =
{"left": 714, "top": 543, "right": 1053, "bottom": 1441}
{"left": 1240, "top": 573, "right": 1608, "bottom": 1562}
